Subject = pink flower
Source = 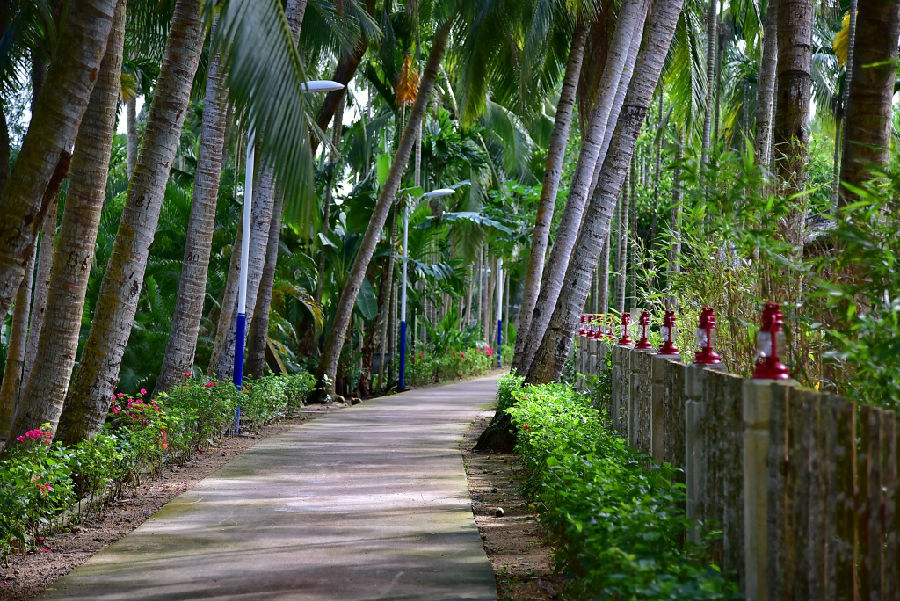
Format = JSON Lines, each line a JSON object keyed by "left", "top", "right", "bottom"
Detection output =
{"left": 40, "top": 547, "right": 51, "bottom": 553}
{"left": 182, "top": 372, "right": 192, "bottom": 378}
{"left": 140, "top": 388, "right": 147, "bottom": 395}
{"left": 117, "top": 393, "right": 125, "bottom": 398}
{"left": 15, "top": 435, "right": 25, "bottom": 442}
{"left": 204, "top": 382, "right": 216, "bottom": 388}
{"left": 25, "top": 429, "right": 43, "bottom": 440}
{"left": 460, "top": 352, "right": 465, "bottom": 359}
{"left": 112, "top": 407, "right": 120, "bottom": 414}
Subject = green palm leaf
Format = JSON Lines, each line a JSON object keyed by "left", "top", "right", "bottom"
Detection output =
{"left": 211, "top": 0, "right": 317, "bottom": 233}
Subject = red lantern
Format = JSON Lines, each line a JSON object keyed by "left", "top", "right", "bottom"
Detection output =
{"left": 752, "top": 302, "right": 789, "bottom": 380}
{"left": 657, "top": 309, "right": 680, "bottom": 355}
{"left": 618, "top": 312, "right": 634, "bottom": 346}
{"left": 693, "top": 306, "right": 722, "bottom": 365}
{"left": 635, "top": 310, "right": 653, "bottom": 349}
{"left": 578, "top": 314, "right": 587, "bottom": 337}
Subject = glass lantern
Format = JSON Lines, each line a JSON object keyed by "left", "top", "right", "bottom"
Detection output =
{"left": 618, "top": 312, "right": 634, "bottom": 346}
{"left": 752, "top": 302, "right": 790, "bottom": 379}
{"left": 657, "top": 309, "right": 680, "bottom": 355}
{"left": 635, "top": 310, "right": 653, "bottom": 349}
{"left": 693, "top": 306, "right": 721, "bottom": 365}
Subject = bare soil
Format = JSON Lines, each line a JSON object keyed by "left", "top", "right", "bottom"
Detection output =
{"left": 462, "top": 412, "right": 564, "bottom": 601}
{"left": 0, "top": 405, "right": 344, "bottom": 601}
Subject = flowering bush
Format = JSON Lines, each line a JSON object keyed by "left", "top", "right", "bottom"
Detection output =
{"left": 405, "top": 345, "right": 498, "bottom": 387}
{"left": 0, "top": 371, "right": 315, "bottom": 560}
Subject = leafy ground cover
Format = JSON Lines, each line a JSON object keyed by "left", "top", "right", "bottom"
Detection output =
{"left": 0, "top": 372, "right": 314, "bottom": 560}
{"left": 500, "top": 374, "right": 737, "bottom": 600}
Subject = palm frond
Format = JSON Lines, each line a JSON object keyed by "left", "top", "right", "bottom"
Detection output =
{"left": 212, "top": 0, "right": 317, "bottom": 236}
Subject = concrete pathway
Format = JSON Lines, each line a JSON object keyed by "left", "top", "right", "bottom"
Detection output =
{"left": 40, "top": 375, "right": 501, "bottom": 601}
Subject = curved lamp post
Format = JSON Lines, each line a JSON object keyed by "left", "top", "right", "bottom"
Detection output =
{"left": 234, "top": 79, "right": 345, "bottom": 432}
{"left": 399, "top": 187, "right": 455, "bottom": 391}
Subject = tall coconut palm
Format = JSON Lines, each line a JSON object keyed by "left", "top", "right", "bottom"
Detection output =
{"left": 527, "top": 0, "right": 684, "bottom": 384}
{"left": 700, "top": 0, "right": 718, "bottom": 165}
{"left": 0, "top": 0, "right": 118, "bottom": 322}
{"left": 513, "top": 21, "right": 588, "bottom": 364}
{"left": 8, "top": 0, "right": 126, "bottom": 441}
{"left": 772, "top": 0, "right": 814, "bottom": 199}
{"left": 755, "top": 0, "right": 777, "bottom": 167}
{"left": 316, "top": 21, "right": 452, "bottom": 398}
{"left": 154, "top": 16, "right": 228, "bottom": 394}
{"left": 0, "top": 246, "right": 35, "bottom": 434}
{"left": 49, "top": 0, "right": 206, "bottom": 443}
{"left": 838, "top": 0, "right": 900, "bottom": 205}
{"left": 514, "top": 0, "right": 651, "bottom": 374}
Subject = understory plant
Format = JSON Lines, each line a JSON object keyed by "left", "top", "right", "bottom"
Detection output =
{"left": 504, "top": 379, "right": 736, "bottom": 600}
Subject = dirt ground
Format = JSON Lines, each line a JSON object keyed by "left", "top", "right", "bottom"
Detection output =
{"left": 462, "top": 412, "right": 564, "bottom": 601}
{"left": 0, "top": 406, "right": 342, "bottom": 601}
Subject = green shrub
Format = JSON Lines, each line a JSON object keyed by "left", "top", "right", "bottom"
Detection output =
{"left": 0, "top": 371, "right": 315, "bottom": 560}
{"left": 506, "top": 383, "right": 736, "bottom": 600}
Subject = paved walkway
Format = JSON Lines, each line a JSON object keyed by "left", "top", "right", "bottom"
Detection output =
{"left": 40, "top": 375, "right": 501, "bottom": 601}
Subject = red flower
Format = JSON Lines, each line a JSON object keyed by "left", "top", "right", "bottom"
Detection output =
{"left": 460, "top": 352, "right": 465, "bottom": 359}
{"left": 204, "top": 382, "right": 216, "bottom": 388}
{"left": 182, "top": 372, "right": 192, "bottom": 378}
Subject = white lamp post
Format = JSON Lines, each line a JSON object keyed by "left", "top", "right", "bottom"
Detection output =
{"left": 234, "top": 79, "right": 345, "bottom": 432}
{"left": 399, "top": 187, "right": 455, "bottom": 390}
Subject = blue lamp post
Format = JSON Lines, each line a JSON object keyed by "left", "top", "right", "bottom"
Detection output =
{"left": 399, "top": 187, "right": 455, "bottom": 391}
{"left": 234, "top": 80, "right": 345, "bottom": 432}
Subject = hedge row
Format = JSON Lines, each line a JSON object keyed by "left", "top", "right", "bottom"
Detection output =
{"left": 501, "top": 374, "right": 737, "bottom": 600}
{"left": 0, "top": 372, "right": 315, "bottom": 559}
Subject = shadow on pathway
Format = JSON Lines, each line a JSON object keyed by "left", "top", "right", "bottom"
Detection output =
{"left": 39, "top": 375, "right": 502, "bottom": 601}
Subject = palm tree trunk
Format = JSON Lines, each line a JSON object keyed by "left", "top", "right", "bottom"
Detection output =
{"left": 598, "top": 235, "right": 610, "bottom": 313}
{"left": 838, "top": 0, "right": 899, "bottom": 205}
{"left": 316, "top": 23, "right": 450, "bottom": 397}
{"left": 21, "top": 196, "right": 57, "bottom": 387}
{"left": 0, "top": 0, "right": 118, "bottom": 322}
{"left": 700, "top": 0, "right": 718, "bottom": 165}
{"left": 513, "top": 0, "right": 650, "bottom": 373}
{"left": 0, "top": 104, "right": 9, "bottom": 197}
{"left": 755, "top": 0, "right": 778, "bottom": 167}
{"left": 615, "top": 166, "right": 629, "bottom": 315}
{"left": 315, "top": 93, "right": 346, "bottom": 306}
{"left": 126, "top": 97, "right": 138, "bottom": 180}
{"left": 649, "top": 86, "right": 663, "bottom": 244}
{"left": 772, "top": 0, "right": 813, "bottom": 199}
{"left": 527, "top": 0, "right": 683, "bottom": 384}
{"left": 55, "top": 0, "right": 204, "bottom": 444}
{"left": 155, "top": 19, "right": 228, "bottom": 393}
{"left": 0, "top": 247, "right": 36, "bottom": 435}
{"left": 208, "top": 162, "right": 276, "bottom": 378}
{"left": 245, "top": 189, "right": 284, "bottom": 380}
{"left": 513, "top": 21, "right": 587, "bottom": 363}
{"left": 667, "top": 127, "right": 684, "bottom": 309}
{"left": 9, "top": 0, "right": 126, "bottom": 441}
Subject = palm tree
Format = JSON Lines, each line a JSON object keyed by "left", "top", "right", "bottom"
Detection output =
{"left": 154, "top": 16, "right": 228, "bottom": 393}
{"left": 49, "top": 0, "right": 206, "bottom": 443}
{"left": 514, "top": 0, "right": 651, "bottom": 374}
{"left": 755, "top": 0, "right": 777, "bottom": 167}
{"left": 838, "top": 0, "right": 900, "bottom": 205}
{"left": 527, "top": 0, "right": 684, "bottom": 384}
{"left": 700, "top": 0, "right": 718, "bottom": 165}
{"left": 772, "top": 0, "right": 814, "bottom": 199}
{"left": 513, "top": 21, "right": 588, "bottom": 365}
{"left": 0, "top": 0, "right": 118, "bottom": 323}
{"left": 316, "top": 21, "right": 452, "bottom": 398}
{"left": 8, "top": 0, "right": 126, "bottom": 441}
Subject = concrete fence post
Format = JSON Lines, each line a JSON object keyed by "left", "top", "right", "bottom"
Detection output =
{"left": 743, "top": 379, "right": 773, "bottom": 601}
{"left": 684, "top": 363, "right": 708, "bottom": 541}
{"left": 650, "top": 355, "right": 672, "bottom": 463}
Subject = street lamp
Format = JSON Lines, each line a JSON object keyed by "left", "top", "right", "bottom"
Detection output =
{"left": 234, "top": 79, "right": 345, "bottom": 432}
{"left": 399, "top": 187, "right": 455, "bottom": 391}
